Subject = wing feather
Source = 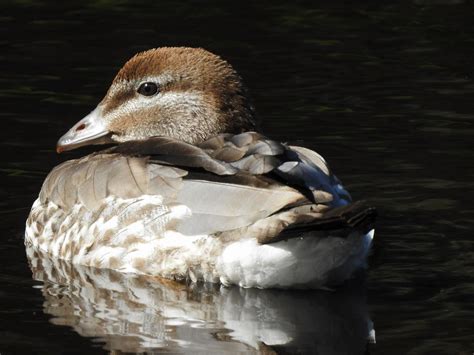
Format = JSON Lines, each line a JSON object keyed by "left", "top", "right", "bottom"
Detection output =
{"left": 38, "top": 132, "right": 369, "bottom": 242}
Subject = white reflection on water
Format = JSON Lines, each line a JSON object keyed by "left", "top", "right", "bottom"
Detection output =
{"left": 26, "top": 246, "right": 374, "bottom": 354}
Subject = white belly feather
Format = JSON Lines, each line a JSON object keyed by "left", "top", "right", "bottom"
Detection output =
{"left": 26, "top": 194, "right": 373, "bottom": 289}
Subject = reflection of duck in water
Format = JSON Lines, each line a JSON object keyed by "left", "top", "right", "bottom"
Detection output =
{"left": 26, "top": 47, "right": 376, "bottom": 288}
{"left": 27, "top": 246, "right": 375, "bottom": 354}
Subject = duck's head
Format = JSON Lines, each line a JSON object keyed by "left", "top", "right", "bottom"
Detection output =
{"left": 56, "top": 47, "right": 256, "bottom": 153}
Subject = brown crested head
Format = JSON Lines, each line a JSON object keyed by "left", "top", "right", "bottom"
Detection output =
{"left": 104, "top": 47, "right": 257, "bottom": 143}
{"left": 56, "top": 47, "right": 256, "bottom": 152}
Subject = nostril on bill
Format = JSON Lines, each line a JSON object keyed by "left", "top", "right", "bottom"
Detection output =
{"left": 76, "top": 123, "right": 86, "bottom": 131}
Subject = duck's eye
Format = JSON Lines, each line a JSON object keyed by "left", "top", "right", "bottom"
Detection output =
{"left": 137, "top": 82, "right": 159, "bottom": 96}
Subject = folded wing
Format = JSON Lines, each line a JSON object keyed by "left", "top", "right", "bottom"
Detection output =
{"left": 40, "top": 132, "right": 375, "bottom": 242}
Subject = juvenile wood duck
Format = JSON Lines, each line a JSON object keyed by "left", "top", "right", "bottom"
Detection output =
{"left": 26, "top": 47, "right": 376, "bottom": 289}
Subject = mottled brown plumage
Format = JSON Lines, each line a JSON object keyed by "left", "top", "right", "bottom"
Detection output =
{"left": 27, "top": 47, "right": 376, "bottom": 289}
{"left": 41, "top": 131, "right": 374, "bottom": 243}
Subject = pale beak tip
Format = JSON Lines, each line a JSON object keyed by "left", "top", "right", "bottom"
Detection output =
{"left": 56, "top": 145, "right": 64, "bottom": 154}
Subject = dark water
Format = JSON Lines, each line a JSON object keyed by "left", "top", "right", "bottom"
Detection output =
{"left": 1, "top": 1, "right": 473, "bottom": 354}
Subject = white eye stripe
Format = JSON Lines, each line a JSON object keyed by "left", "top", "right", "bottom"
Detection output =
{"left": 104, "top": 91, "right": 205, "bottom": 121}
{"left": 155, "top": 91, "right": 204, "bottom": 110}
{"left": 110, "top": 73, "right": 176, "bottom": 94}
{"left": 136, "top": 73, "right": 175, "bottom": 88}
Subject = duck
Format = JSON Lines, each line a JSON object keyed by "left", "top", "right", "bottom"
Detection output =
{"left": 25, "top": 47, "right": 376, "bottom": 289}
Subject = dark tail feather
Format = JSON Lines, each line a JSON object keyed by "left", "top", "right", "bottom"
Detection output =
{"left": 320, "top": 200, "right": 377, "bottom": 231}
{"left": 267, "top": 201, "right": 377, "bottom": 244}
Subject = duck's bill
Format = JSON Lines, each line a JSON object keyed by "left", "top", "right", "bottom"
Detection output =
{"left": 56, "top": 107, "right": 113, "bottom": 153}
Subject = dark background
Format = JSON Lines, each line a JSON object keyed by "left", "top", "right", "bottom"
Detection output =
{"left": 0, "top": 0, "right": 473, "bottom": 354}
